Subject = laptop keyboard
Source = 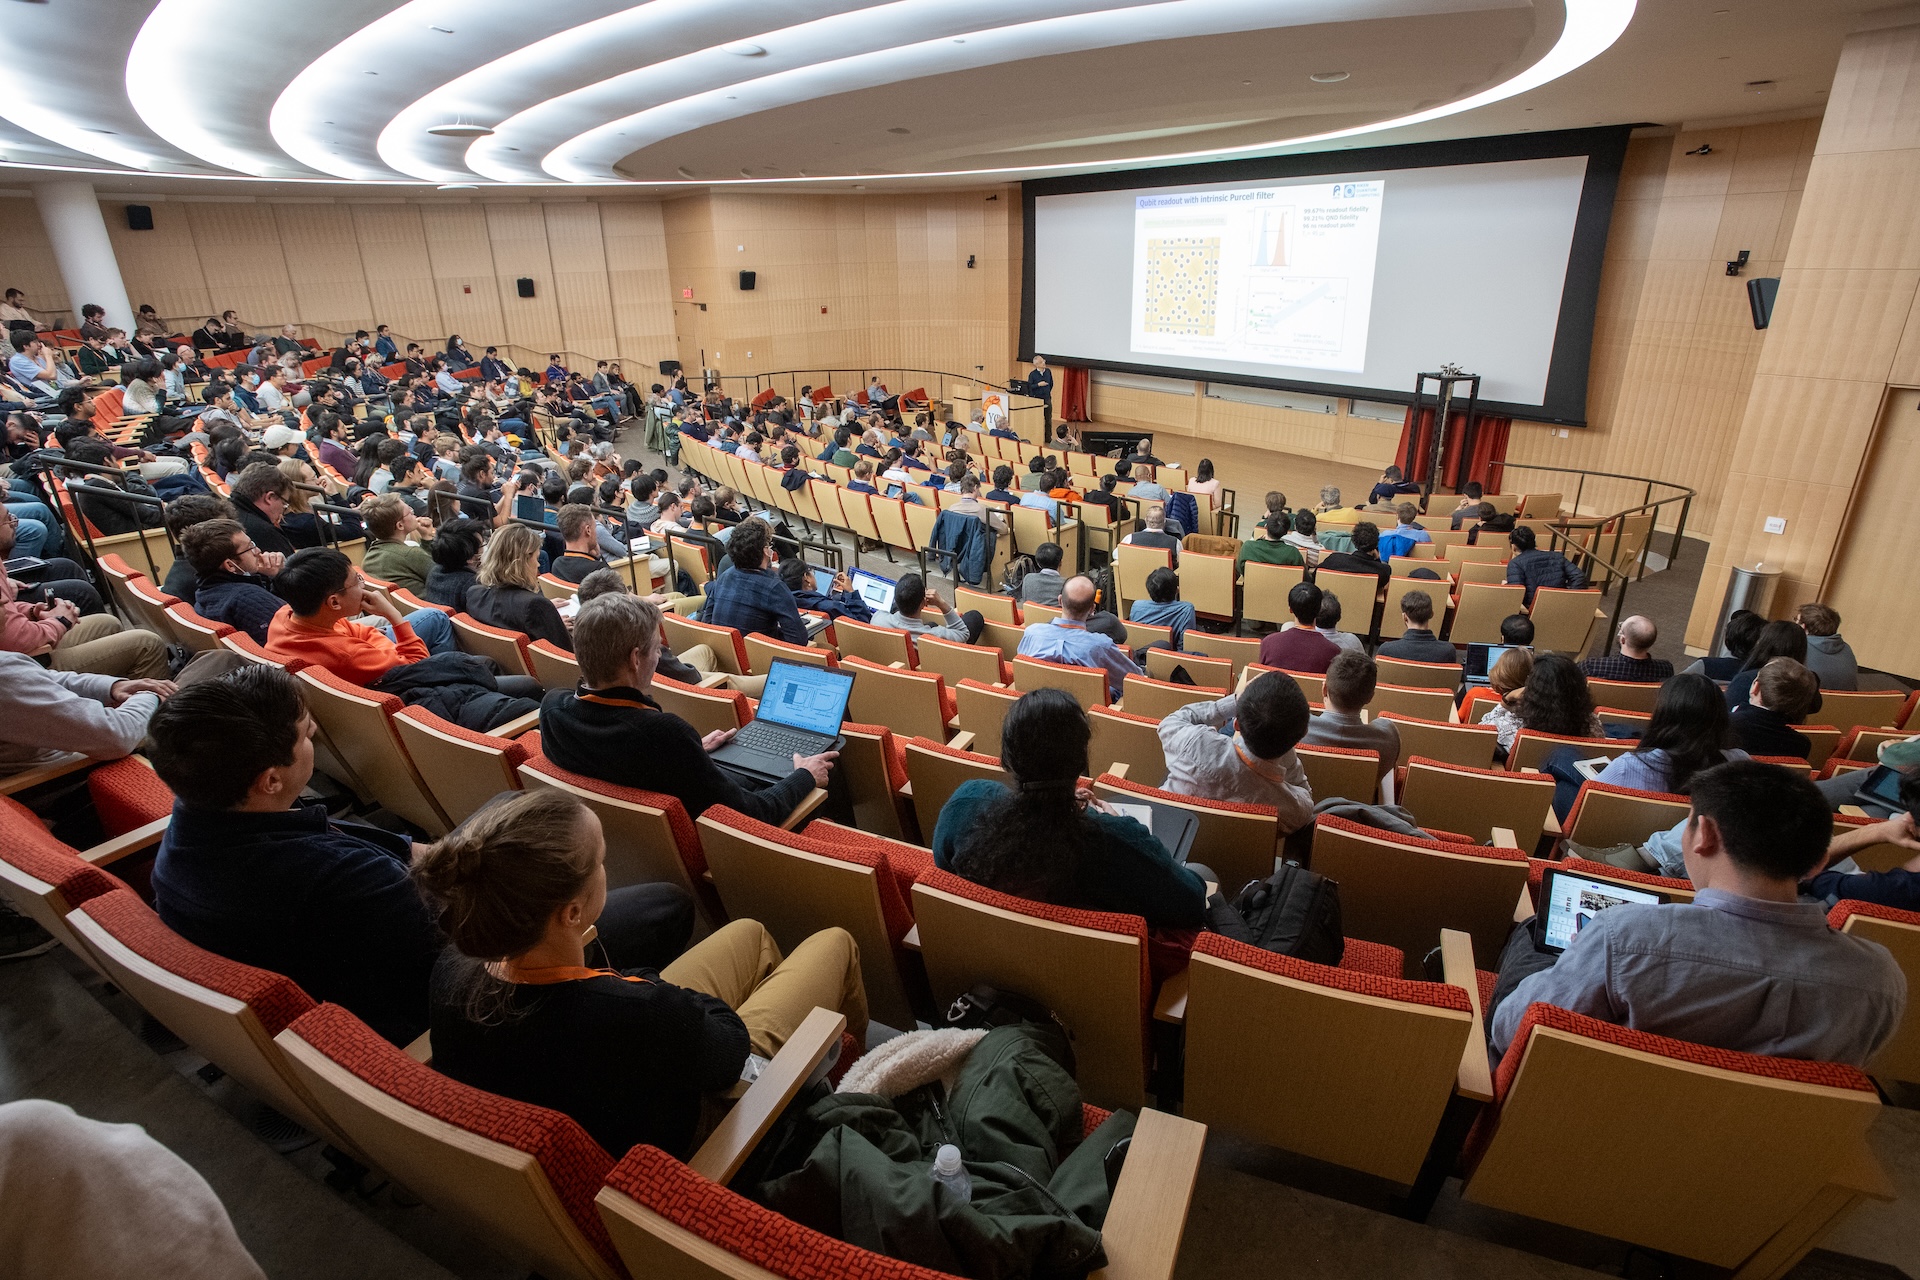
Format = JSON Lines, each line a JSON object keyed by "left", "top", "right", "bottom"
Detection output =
{"left": 734, "top": 720, "right": 825, "bottom": 759}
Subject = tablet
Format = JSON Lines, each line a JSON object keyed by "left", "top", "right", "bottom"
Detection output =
{"left": 1536, "top": 867, "right": 1666, "bottom": 954}
{"left": 811, "top": 567, "right": 837, "bottom": 595}
{"left": 1859, "top": 764, "right": 1909, "bottom": 809}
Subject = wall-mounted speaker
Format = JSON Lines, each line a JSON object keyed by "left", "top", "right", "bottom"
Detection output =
{"left": 515, "top": 277, "right": 535, "bottom": 298}
{"left": 1747, "top": 277, "right": 1779, "bottom": 330}
{"left": 125, "top": 204, "right": 153, "bottom": 231}
{"left": 658, "top": 359, "right": 681, "bottom": 376}
{"left": 738, "top": 270, "right": 756, "bottom": 291}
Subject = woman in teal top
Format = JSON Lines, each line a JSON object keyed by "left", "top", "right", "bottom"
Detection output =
{"left": 931, "top": 688, "right": 1207, "bottom": 929}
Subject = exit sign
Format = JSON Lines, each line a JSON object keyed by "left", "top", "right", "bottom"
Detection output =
{"left": 682, "top": 287, "right": 694, "bottom": 299}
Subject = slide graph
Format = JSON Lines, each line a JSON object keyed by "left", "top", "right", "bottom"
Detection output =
{"left": 1128, "top": 179, "right": 1384, "bottom": 373}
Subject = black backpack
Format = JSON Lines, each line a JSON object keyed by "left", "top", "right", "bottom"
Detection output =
{"left": 1206, "top": 862, "right": 1344, "bottom": 966}
{"left": 1000, "top": 552, "right": 1037, "bottom": 596}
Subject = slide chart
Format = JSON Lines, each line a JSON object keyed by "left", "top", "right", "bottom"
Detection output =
{"left": 1129, "top": 180, "right": 1384, "bottom": 373}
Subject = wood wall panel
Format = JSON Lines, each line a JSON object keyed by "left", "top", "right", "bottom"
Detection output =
{"left": 418, "top": 204, "right": 504, "bottom": 352}
{"left": 99, "top": 199, "right": 209, "bottom": 323}
{"left": 484, "top": 203, "right": 563, "bottom": 355}
{"left": 273, "top": 204, "right": 374, "bottom": 334}
{"left": 181, "top": 203, "right": 296, "bottom": 325}
{"left": 543, "top": 202, "right": 618, "bottom": 359}
{"left": 598, "top": 201, "right": 676, "bottom": 367}
{"left": 1685, "top": 22, "right": 1920, "bottom": 671}
{"left": 350, "top": 204, "right": 441, "bottom": 341}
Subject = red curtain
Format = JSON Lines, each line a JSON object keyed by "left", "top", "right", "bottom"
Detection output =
{"left": 1395, "top": 406, "right": 1512, "bottom": 493}
{"left": 1060, "top": 365, "right": 1091, "bottom": 422}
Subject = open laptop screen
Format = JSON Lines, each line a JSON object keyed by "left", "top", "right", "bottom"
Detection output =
{"left": 1464, "top": 642, "right": 1517, "bottom": 684}
{"left": 850, "top": 569, "right": 896, "bottom": 614}
{"left": 757, "top": 660, "right": 854, "bottom": 737}
{"left": 1538, "top": 868, "right": 1665, "bottom": 954}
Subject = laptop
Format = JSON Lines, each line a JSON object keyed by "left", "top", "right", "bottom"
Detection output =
{"left": 849, "top": 568, "right": 897, "bottom": 615}
{"left": 1535, "top": 867, "right": 1667, "bottom": 954}
{"left": 1463, "top": 642, "right": 1519, "bottom": 687}
{"left": 710, "top": 659, "right": 855, "bottom": 784}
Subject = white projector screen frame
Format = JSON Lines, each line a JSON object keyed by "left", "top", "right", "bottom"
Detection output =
{"left": 1020, "top": 126, "right": 1629, "bottom": 425}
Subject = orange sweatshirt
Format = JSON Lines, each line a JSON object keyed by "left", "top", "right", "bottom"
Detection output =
{"left": 264, "top": 606, "right": 426, "bottom": 686}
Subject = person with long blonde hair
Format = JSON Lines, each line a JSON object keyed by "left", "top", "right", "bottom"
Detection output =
{"left": 465, "top": 521, "right": 572, "bottom": 650}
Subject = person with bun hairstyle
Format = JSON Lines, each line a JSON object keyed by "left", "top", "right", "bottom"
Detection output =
{"left": 416, "top": 789, "right": 864, "bottom": 1160}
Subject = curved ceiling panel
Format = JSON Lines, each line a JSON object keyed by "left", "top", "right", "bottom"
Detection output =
{"left": 0, "top": 0, "right": 1648, "bottom": 189}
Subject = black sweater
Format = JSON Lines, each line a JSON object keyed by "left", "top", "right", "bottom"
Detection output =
{"left": 538, "top": 686, "right": 814, "bottom": 825}
{"left": 466, "top": 583, "right": 571, "bottom": 650}
{"left": 427, "top": 950, "right": 746, "bottom": 1159}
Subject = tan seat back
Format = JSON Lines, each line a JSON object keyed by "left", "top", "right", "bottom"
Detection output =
{"left": 1817, "top": 690, "right": 1911, "bottom": 735}
{"left": 1401, "top": 759, "right": 1555, "bottom": 848}
{"left": 1295, "top": 745, "right": 1379, "bottom": 805}
{"left": 1449, "top": 582, "right": 1527, "bottom": 645}
{"left": 954, "top": 680, "right": 1020, "bottom": 758}
{"left": 975, "top": 619, "right": 1028, "bottom": 661}
{"left": 954, "top": 586, "right": 1018, "bottom": 625}
{"left": 833, "top": 618, "right": 914, "bottom": 668}
{"left": 1184, "top": 632, "right": 1264, "bottom": 677}
{"left": 518, "top": 759, "right": 698, "bottom": 896}
{"left": 843, "top": 658, "right": 949, "bottom": 744}
{"left": 902, "top": 738, "right": 1006, "bottom": 844}
{"left": 295, "top": 668, "right": 450, "bottom": 837}
{"left": 649, "top": 677, "right": 748, "bottom": 738}
{"left": 1088, "top": 707, "right": 1168, "bottom": 785}
{"left": 393, "top": 707, "right": 526, "bottom": 826}
{"left": 1119, "top": 674, "right": 1217, "bottom": 721}
{"left": 1586, "top": 677, "right": 1665, "bottom": 714}
{"left": 449, "top": 614, "right": 532, "bottom": 678}
{"left": 1094, "top": 776, "right": 1279, "bottom": 899}
{"left": 1565, "top": 783, "right": 1692, "bottom": 849}
{"left": 1367, "top": 682, "right": 1457, "bottom": 722}
{"left": 744, "top": 633, "right": 832, "bottom": 676}
{"left": 660, "top": 612, "right": 748, "bottom": 676}
{"left": 1180, "top": 551, "right": 1237, "bottom": 618}
{"left": 1507, "top": 730, "right": 1637, "bottom": 773}
{"left": 1377, "top": 714, "right": 1498, "bottom": 770}
{"left": 1013, "top": 655, "right": 1110, "bottom": 708}
{"left": 915, "top": 633, "right": 1005, "bottom": 687}
{"left": 837, "top": 725, "right": 909, "bottom": 841}
{"left": 1115, "top": 543, "right": 1173, "bottom": 611}
{"left": 1309, "top": 819, "right": 1530, "bottom": 970}
{"left": 1375, "top": 656, "right": 1462, "bottom": 690}
{"left": 1835, "top": 908, "right": 1920, "bottom": 1085}
{"left": 1528, "top": 588, "right": 1605, "bottom": 654}
{"left": 527, "top": 639, "right": 581, "bottom": 691}
{"left": 1144, "top": 648, "right": 1232, "bottom": 688}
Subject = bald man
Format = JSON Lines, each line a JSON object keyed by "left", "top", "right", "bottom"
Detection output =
{"left": 1015, "top": 575, "right": 1142, "bottom": 700}
{"left": 1579, "top": 614, "right": 1673, "bottom": 684}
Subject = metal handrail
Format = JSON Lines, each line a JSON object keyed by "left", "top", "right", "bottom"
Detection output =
{"left": 44, "top": 458, "right": 172, "bottom": 583}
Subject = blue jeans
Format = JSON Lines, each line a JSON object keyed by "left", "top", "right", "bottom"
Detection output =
{"left": 376, "top": 607, "right": 456, "bottom": 655}
{"left": 6, "top": 507, "right": 49, "bottom": 559}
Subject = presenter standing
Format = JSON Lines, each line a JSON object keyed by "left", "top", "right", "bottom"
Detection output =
{"left": 1026, "top": 355, "right": 1055, "bottom": 432}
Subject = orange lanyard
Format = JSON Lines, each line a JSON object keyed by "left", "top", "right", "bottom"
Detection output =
{"left": 498, "top": 961, "right": 654, "bottom": 987}
{"left": 577, "top": 691, "right": 651, "bottom": 711}
{"left": 1232, "top": 740, "right": 1292, "bottom": 784}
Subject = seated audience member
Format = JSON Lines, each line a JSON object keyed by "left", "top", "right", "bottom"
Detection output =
{"left": 0, "top": 646, "right": 238, "bottom": 776}
{"left": 845, "top": 460, "right": 879, "bottom": 496}
{"left": 1386, "top": 502, "right": 1431, "bottom": 548}
{"left": 1129, "top": 567, "right": 1195, "bottom": 650}
{"left": 1448, "top": 483, "right": 1486, "bottom": 530}
{"left": 1237, "top": 513, "right": 1304, "bottom": 569}
{"left": 183, "top": 519, "right": 284, "bottom": 644}
{"left": 984, "top": 464, "right": 1020, "bottom": 505}
{"left": 1804, "top": 772, "right": 1920, "bottom": 910}
{"left": 1463, "top": 504, "right": 1508, "bottom": 546}
{"left": 1159, "top": 673, "right": 1315, "bottom": 826}
{"left": 1476, "top": 647, "right": 1535, "bottom": 754}
{"left": 1303, "top": 651, "right": 1400, "bottom": 781}
{"left": 1314, "top": 485, "right": 1343, "bottom": 513}
{"left": 548, "top": 504, "right": 609, "bottom": 585}
{"left": 935, "top": 688, "right": 1205, "bottom": 927}
{"left": 699, "top": 518, "right": 808, "bottom": 646}
{"left": 423, "top": 519, "right": 484, "bottom": 614}
{"left": 1258, "top": 582, "right": 1339, "bottom": 674}
{"left": 1365, "top": 464, "right": 1422, "bottom": 506}
{"left": 1579, "top": 615, "right": 1673, "bottom": 683}
{"left": 1314, "top": 590, "right": 1364, "bottom": 654}
{"left": 0, "top": 524, "right": 167, "bottom": 681}
{"left": 147, "top": 667, "right": 445, "bottom": 1044}
{"left": 1487, "top": 761, "right": 1905, "bottom": 1069}
{"left": 467, "top": 523, "right": 573, "bottom": 651}
{"left": 872, "top": 572, "right": 983, "bottom": 644}
{"left": 1588, "top": 673, "right": 1748, "bottom": 795}
{"left": 417, "top": 789, "right": 857, "bottom": 1161}
{"left": 1017, "top": 456, "right": 1049, "bottom": 492}
{"left": 775, "top": 558, "right": 871, "bottom": 623}
{"left": 1730, "top": 658, "right": 1820, "bottom": 759}
{"left": 1797, "top": 603, "right": 1859, "bottom": 692}
{"left": 264, "top": 548, "right": 457, "bottom": 682}
{"left": 1500, "top": 613, "right": 1535, "bottom": 648}
{"left": 1723, "top": 619, "right": 1822, "bottom": 713}
{"left": 572, "top": 570, "right": 714, "bottom": 684}
{"left": 1683, "top": 608, "right": 1761, "bottom": 682}
{"left": 1377, "top": 591, "right": 1456, "bottom": 664}
{"left": 359, "top": 494, "right": 434, "bottom": 594}
{"left": 1021, "top": 542, "right": 1069, "bottom": 607}
{"left": 227, "top": 462, "right": 299, "bottom": 558}
{"left": 160, "top": 494, "right": 246, "bottom": 602}
{"left": 1121, "top": 505, "right": 1181, "bottom": 559}
{"left": 1481, "top": 651, "right": 1599, "bottom": 761}
{"left": 1125, "top": 458, "right": 1169, "bottom": 502}
{"left": 1284, "top": 510, "right": 1324, "bottom": 565}
{"left": 539, "top": 593, "right": 833, "bottom": 825}
{"left": 1504, "top": 525, "right": 1587, "bottom": 604}
{"left": 1318, "top": 521, "right": 1392, "bottom": 584}
{"left": 1017, "top": 575, "right": 1142, "bottom": 700}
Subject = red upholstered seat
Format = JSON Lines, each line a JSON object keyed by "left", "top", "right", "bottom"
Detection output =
{"left": 1337, "top": 937, "right": 1407, "bottom": 979}
{"left": 394, "top": 705, "right": 533, "bottom": 767}
{"left": 654, "top": 675, "right": 752, "bottom": 729}
{"left": 0, "top": 796, "right": 126, "bottom": 907}
{"left": 1829, "top": 899, "right": 1920, "bottom": 930}
{"left": 287, "top": 1002, "right": 623, "bottom": 1272}
{"left": 699, "top": 807, "right": 920, "bottom": 945}
{"left": 521, "top": 752, "right": 706, "bottom": 878}
{"left": 1314, "top": 812, "right": 1528, "bottom": 863}
{"left": 85, "top": 757, "right": 175, "bottom": 837}
{"left": 1191, "top": 932, "right": 1468, "bottom": 1012}
{"left": 1563, "top": 778, "right": 1687, "bottom": 833}
{"left": 77, "top": 889, "right": 315, "bottom": 1035}
{"left": 1095, "top": 771, "right": 1275, "bottom": 819}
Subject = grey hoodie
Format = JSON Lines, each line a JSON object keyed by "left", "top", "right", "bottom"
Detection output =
{"left": 1804, "top": 632, "right": 1859, "bottom": 691}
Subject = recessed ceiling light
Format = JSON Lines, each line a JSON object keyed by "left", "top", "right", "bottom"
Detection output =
{"left": 887, "top": 127, "right": 910, "bottom": 134}
{"left": 1241, "top": 80, "right": 1252, "bottom": 86}
{"left": 1310, "top": 71, "right": 1349, "bottom": 83}
{"left": 952, "top": 37, "right": 966, "bottom": 43}
{"left": 364, "top": 70, "right": 378, "bottom": 75}
{"left": 438, "top": 183, "right": 477, "bottom": 190}
{"left": 427, "top": 123, "right": 495, "bottom": 138}
{"left": 84, "top": 128, "right": 118, "bottom": 135}
{"left": 676, "top": 166, "right": 695, "bottom": 178}
{"left": 1746, "top": 79, "right": 1776, "bottom": 92}
{"left": 427, "top": 25, "right": 454, "bottom": 33}
{"left": 722, "top": 42, "right": 766, "bottom": 56}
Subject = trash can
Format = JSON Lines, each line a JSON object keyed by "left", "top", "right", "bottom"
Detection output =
{"left": 1710, "top": 563, "right": 1782, "bottom": 657}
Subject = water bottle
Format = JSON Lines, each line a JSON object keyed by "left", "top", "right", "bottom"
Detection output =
{"left": 928, "top": 1143, "right": 972, "bottom": 1203}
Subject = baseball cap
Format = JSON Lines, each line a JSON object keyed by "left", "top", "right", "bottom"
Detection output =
{"left": 262, "top": 424, "right": 304, "bottom": 450}
{"left": 1878, "top": 736, "right": 1920, "bottom": 771}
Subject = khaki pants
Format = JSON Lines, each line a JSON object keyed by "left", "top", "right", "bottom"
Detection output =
{"left": 679, "top": 643, "right": 715, "bottom": 674}
{"left": 728, "top": 673, "right": 767, "bottom": 698}
{"left": 661, "top": 919, "right": 868, "bottom": 1058}
{"left": 51, "top": 615, "right": 168, "bottom": 679}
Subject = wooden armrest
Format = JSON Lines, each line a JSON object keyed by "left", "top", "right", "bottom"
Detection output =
{"left": 403, "top": 1030, "right": 433, "bottom": 1064}
{"left": 1152, "top": 969, "right": 1189, "bottom": 1025}
{"left": 493, "top": 709, "right": 541, "bottom": 739}
{"left": 780, "top": 788, "right": 830, "bottom": 830}
{"left": 0, "top": 752, "right": 93, "bottom": 795}
{"left": 690, "top": 1005, "right": 847, "bottom": 1186}
{"left": 898, "top": 780, "right": 913, "bottom": 797}
{"left": 1514, "top": 882, "right": 1536, "bottom": 923}
{"left": 81, "top": 815, "right": 170, "bottom": 866}
{"left": 695, "top": 671, "right": 731, "bottom": 689}
{"left": 888, "top": 660, "right": 907, "bottom": 669}
{"left": 1829, "top": 1136, "right": 1898, "bottom": 1201}
{"left": 1108, "top": 761, "right": 1130, "bottom": 779}
{"left": 1490, "top": 827, "right": 1518, "bottom": 849}
{"left": 1839, "top": 804, "right": 1870, "bottom": 819}
{"left": 1439, "top": 929, "right": 1494, "bottom": 1103}
{"left": 1379, "top": 770, "right": 1396, "bottom": 807}
{"left": 1090, "top": 1109, "right": 1207, "bottom": 1280}
{"left": 902, "top": 924, "right": 921, "bottom": 951}
{"left": 1542, "top": 806, "right": 1561, "bottom": 838}
{"left": 945, "top": 730, "right": 976, "bottom": 753}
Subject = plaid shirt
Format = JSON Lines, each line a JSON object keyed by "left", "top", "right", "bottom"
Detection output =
{"left": 1579, "top": 652, "right": 1674, "bottom": 684}
{"left": 698, "top": 565, "right": 808, "bottom": 645}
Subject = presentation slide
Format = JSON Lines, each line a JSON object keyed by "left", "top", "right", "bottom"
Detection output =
{"left": 1131, "top": 179, "right": 1385, "bottom": 374}
{"left": 1025, "top": 131, "right": 1626, "bottom": 421}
